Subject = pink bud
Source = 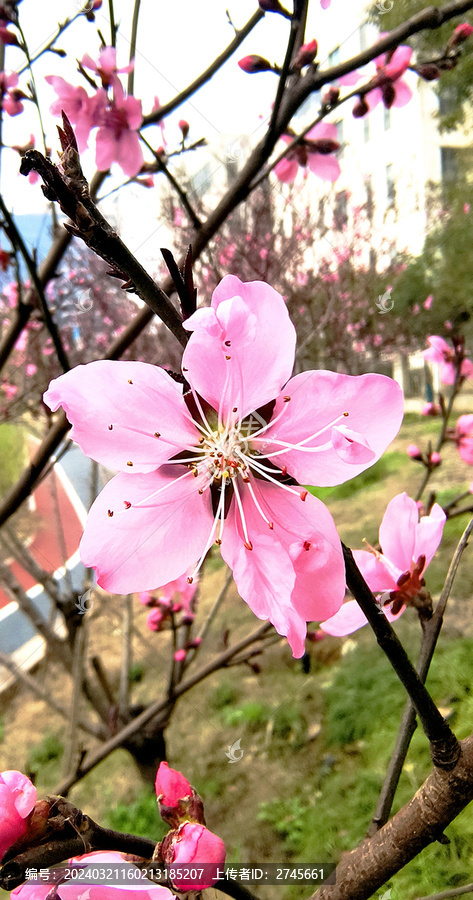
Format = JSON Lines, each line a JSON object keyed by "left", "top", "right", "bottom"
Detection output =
{"left": 155, "top": 762, "right": 191, "bottom": 807}
{"left": 186, "top": 637, "right": 201, "bottom": 649}
{"left": 451, "top": 22, "right": 473, "bottom": 46}
{"left": 238, "top": 55, "right": 272, "bottom": 74}
{"left": 464, "top": 203, "right": 470, "bottom": 214}
{"left": 166, "top": 823, "right": 226, "bottom": 890}
{"left": 424, "top": 294, "right": 433, "bottom": 309}
{"left": 146, "top": 609, "right": 164, "bottom": 631}
{"left": 430, "top": 451, "right": 441, "bottom": 466}
{"left": 138, "top": 591, "right": 153, "bottom": 606}
{"left": 293, "top": 39, "right": 318, "bottom": 69}
{"left": 306, "top": 630, "right": 325, "bottom": 642}
{"left": 174, "top": 649, "right": 186, "bottom": 662}
{"left": 0, "top": 771, "right": 37, "bottom": 860}
{"left": 407, "top": 444, "right": 422, "bottom": 460}
{"left": 178, "top": 120, "right": 189, "bottom": 139}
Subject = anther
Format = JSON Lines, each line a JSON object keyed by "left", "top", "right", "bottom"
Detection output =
{"left": 268, "top": 522, "right": 274, "bottom": 530}
{"left": 232, "top": 407, "right": 238, "bottom": 413}
{"left": 215, "top": 538, "right": 222, "bottom": 545}
{"left": 198, "top": 488, "right": 204, "bottom": 494}
{"left": 225, "top": 355, "right": 231, "bottom": 360}
{"left": 107, "top": 509, "right": 114, "bottom": 517}
{"left": 124, "top": 501, "right": 131, "bottom": 509}
{"left": 183, "top": 367, "right": 188, "bottom": 372}
{"left": 108, "top": 424, "right": 113, "bottom": 430}
{"left": 284, "top": 396, "right": 291, "bottom": 402}
{"left": 154, "top": 432, "right": 161, "bottom": 438}
{"left": 303, "top": 540, "right": 311, "bottom": 551}
{"left": 127, "top": 461, "right": 133, "bottom": 467}
{"left": 281, "top": 466, "right": 287, "bottom": 476}
{"left": 224, "top": 340, "right": 231, "bottom": 347}
{"left": 187, "top": 576, "right": 193, "bottom": 584}
{"left": 300, "top": 490, "right": 308, "bottom": 501}
{"left": 127, "top": 379, "right": 133, "bottom": 384}
{"left": 244, "top": 540, "right": 253, "bottom": 551}
{"left": 343, "top": 411, "right": 349, "bottom": 417}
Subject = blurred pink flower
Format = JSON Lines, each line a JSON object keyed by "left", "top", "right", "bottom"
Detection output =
{"left": 367, "top": 43, "right": 413, "bottom": 109}
{"left": 81, "top": 46, "right": 134, "bottom": 91}
{"left": 424, "top": 294, "right": 433, "bottom": 309}
{"left": 321, "top": 493, "right": 446, "bottom": 636}
{"left": 44, "top": 275, "right": 403, "bottom": 657}
{"left": 275, "top": 122, "right": 340, "bottom": 184}
{"left": 95, "top": 81, "right": 143, "bottom": 177}
{"left": 455, "top": 415, "right": 473, "bottom": 464}
{"left": 45, "top": 76, "right": 101, "bottom": 151}
{"left": 422, "top": 335, "right": 473, "bottom": 385}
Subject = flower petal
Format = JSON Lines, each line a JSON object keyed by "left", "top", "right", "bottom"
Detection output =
{"left": 274, "top": 155, "right": 299, "bottom": 183}
{"left": 321, "top": 599, "right": 368, "bottom": 635}
{"left": 0, "top": 771, "right": 36, "bottom": 817}
{"left": 392, "top": 78, "right": 412, "bottom": 108}
{"left": 413, "top": 502, "right": 446, "bottom": 567}
{"left": 80, "top": 468, "right": 213, "bottom": 592}
{"left": 379, "top": 492, "right": 418, "bottom": 572}
{"left": 259, "top": 371, "right": 403, "bottom": 486}
{"left": 220, "top": 480, "right": 344, "bottom": 657}
{"left": 44, "top": 361, "right": 199, "bottom": 473}
{"left": 307, "top": 152, "right": 340, "bottom": 182}
{"left": 183, "top": 276, "right": 296, "bottom": 421}
{"left": 352, "top": 549, "right": 400, "bottom": 591}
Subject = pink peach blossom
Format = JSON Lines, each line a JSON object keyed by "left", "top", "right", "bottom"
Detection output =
{"left": 95, "top": 81, "right": 143, "bottom": 177}
{"left": 45, "top": 76, "right": 102, "bottom": 151}
{"left": 275, "top": 122, "right": 340, "bottom": 184}
{"left": 321, "top": 493, "right": 446, "bottom": 636}
{"left": 367, "top": 43, "right": 413, "bottom": 110}
{"left": 0, "top": 770, "right": 37, "bottom": 860}
{"left": 44, "top": 275, "right": 403, "bottom": 657}
{"left": 81, "top": 46, "right": 134, "bottom": 92}
{"left": 422, "top": 335, "right": 473, "bottom": 385}
{"left": 455, "top": 415, "right": 473, "bottom": 464}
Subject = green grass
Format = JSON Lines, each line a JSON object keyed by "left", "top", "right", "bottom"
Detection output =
{"left": 0, "top": 423, "right": 28, "bottom": 498}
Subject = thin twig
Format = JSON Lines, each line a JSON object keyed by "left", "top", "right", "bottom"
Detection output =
{"left": 368, "top": 516, "right": 473, "bottom": 833}
{"left": 343, "top": 544, "right": 460, "bottom": 769}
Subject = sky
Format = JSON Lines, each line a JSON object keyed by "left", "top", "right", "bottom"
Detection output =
{"left": 0, "top": 0, "right": 374, "bottom": 266}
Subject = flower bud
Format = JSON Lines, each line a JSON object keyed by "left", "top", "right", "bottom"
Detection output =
{"left": 416, "top": 63, "right": 441, "bottom": 81}
{"left": 307, "top": 629, "right": 325, "bottom": 642}
{"left": 174, "top": 649, "right": 186, "bottom": 662}
{"left": 352, "top": 96, "right": 369, "bottom": 118}
{"left": 238, "top": 54, "right": 272, "bottom": 74}
{"left": 293, "top": 39, "right": 318, "bottom": 69}
{"left": 155, "top": 762, "right": 205, "bottom": 828}
{"left": 162, "top": 823, "right": 226, "bottom": 890}
{"left": 430, "top": 451, "right": 441, "bottom": 466}
{"left": 407, "top": 444, "right": 422, "bottom": 461}
{"left": 178, "top": 119, "right": 189, "bottom": 140}
{"left": 450, "top": 22, "right": 473, "bottom": 46}
{"left": 258, "top": 0, "right": 289, "bottom": 13}
{"left": 322, "top": 86, "right": 340, "bottom": 108}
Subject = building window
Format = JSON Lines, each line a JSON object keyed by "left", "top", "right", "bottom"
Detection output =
{"left": 438, "top": 85, "right": 456, "bottom": 117}
{"left": 440, "top": 147, "right": 458, "bottom": 184}
{"left": 363, "top": 117, "right": 370, "bottom": 143}
{"left": 334, "top": 190, "right": 348, "bottom": 230}
{"left": 328, "top": 46, "right": 340, "bottom": 67}
{"left": 334, "top": 120, "right": 343, "bottom": 155}
{"left": 365, "top": 177, "right": 374, "bottom": 221}
{"left": 192, "top": 163, "right": 212, "bottom": 197}
{"left": 359, "top": 22, "right": 371, "bottom": 52}
{"left": 384, "top": 106, "right": 391, "bottom": 131}
{"left": 386, "top": 164, "right": 395, "bottom": 207}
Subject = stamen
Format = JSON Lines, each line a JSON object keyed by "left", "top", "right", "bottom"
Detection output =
{"left": 187, "top": 480, "right": 227, "bottom": 582}
{"left": 233, "top": 479, "right": 252, "bottom": 550}
{"left": 252, "top": 411, "right": 350, "bottom": 459}
{"left": 132, "top": 468, "right": 196, "bottom": 509}
{"left": 239, "top": 452, "right": 306, "bottom": 500}
{"left": 245, "top": 479, "right": 274, "bottom": 529}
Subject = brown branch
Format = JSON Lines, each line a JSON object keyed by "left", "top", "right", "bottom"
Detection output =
{"left": 368, "top": 516, "right": 473, "bottom": 833}
{"left": 343, "top": 545, "right": 460, "bottom": 769}
{"left": 53, "top": 623, "right": 272, "bottom": 796}
{"left": 19, "top": 139, "right": 186, "bottom": 347}
{"left": 313, "top": 737, "right": 473, "bottom": 900}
